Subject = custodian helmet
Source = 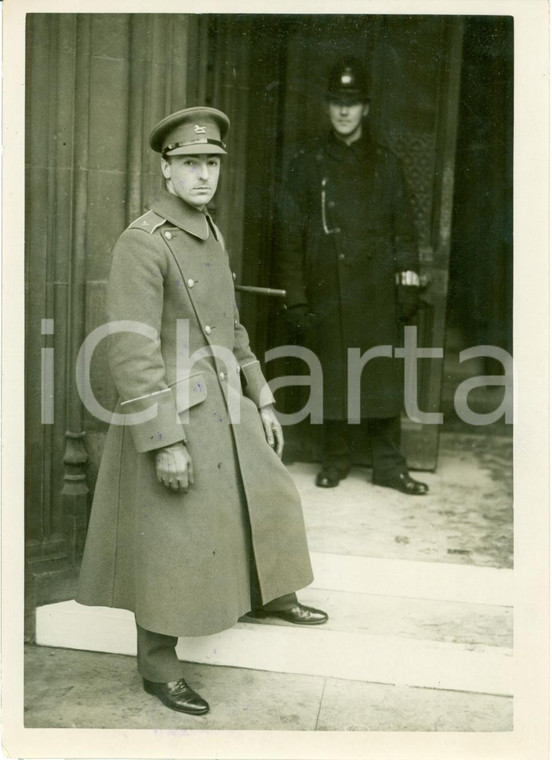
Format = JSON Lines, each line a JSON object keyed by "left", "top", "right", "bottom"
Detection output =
{"left": 326, "top": 57, "right": 370, "bottom": 103}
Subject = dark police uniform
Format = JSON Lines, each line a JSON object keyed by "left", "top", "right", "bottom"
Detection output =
{"left": 276, "top": 58, "right": 428, "bottom": 494}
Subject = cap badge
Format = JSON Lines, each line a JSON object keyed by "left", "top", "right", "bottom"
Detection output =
{"left": 194, "top": 125, "right": 207, "bottom": 134}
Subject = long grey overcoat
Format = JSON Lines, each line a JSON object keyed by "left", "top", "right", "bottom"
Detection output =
{"left": 277, "top": 131, "right": 419, "bottom": 420}
{"left": 77, "top": 189, "right": 313, "bottom": 637}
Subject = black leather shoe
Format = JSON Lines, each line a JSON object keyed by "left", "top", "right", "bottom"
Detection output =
{"left": 143, "top": 678, "right": 209, "bottom": 714}
{"left": 316, "top": 467, "right": 347, "bottom": 488}
{"left": 250, "top": 603, "right": 328, "bottom": 625}
{"left": 373, "top": 472, "right": 429, "bottom": 496}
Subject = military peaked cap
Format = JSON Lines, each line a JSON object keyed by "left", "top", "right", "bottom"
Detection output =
{"left": 149, "top": 106, "right": 230, "bottom": 156}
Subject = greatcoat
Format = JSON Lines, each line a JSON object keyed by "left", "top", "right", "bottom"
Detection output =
{"left": 77, "top": 189, "right": 314, "bottom": 637}
{"left": 276, "top": 130, "right": 419, "bottom": 420}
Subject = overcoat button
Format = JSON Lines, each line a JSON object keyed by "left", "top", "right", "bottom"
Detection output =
{"left": 232, "top": 272, "right": 237, "bottom": 281}
{"left": 328, "top": 200, "right": 335, "bottom": 209}
{"left": 219, "top": 371, "right": 226, "bottom": 381}
{"left": 236, "top": 365, "right": 241, "bottom": 374}
{"left": 187, "top": 278, "right": 195, "bottom": 287}
{"left": 234, "top": 319, "right": 239, "bottom": 328}
{"left": 339, "top": 253, "right": 346, "bottom": 260}
{"left": 164, "top": 231, "right": 172, "bottom": 240}
{"left": 205, "top": 325, "right": 212, "bottom": 334}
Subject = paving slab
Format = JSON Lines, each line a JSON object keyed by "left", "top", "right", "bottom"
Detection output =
{"left": 24, "top": 645, "right": 513, "bottom": 732}
{"left": 293, "top": 432, "right": 512, "bottom": 569}
{"left": 316, "top": 677, "right": 513, "bottom": 731}
{"left": 24, "top": 645, "right": 324, "bottom": 730}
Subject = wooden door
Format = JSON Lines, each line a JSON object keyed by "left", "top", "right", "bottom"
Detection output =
{"left": 256, "top": 15, "right": 463, "bottom": 471}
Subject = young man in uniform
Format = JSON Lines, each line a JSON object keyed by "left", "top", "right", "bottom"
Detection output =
{"left": 277, "top": 57, "right": 429, "bottom": 496}
{"left": 77, "top": 107, "right": 327, "bottom": 715}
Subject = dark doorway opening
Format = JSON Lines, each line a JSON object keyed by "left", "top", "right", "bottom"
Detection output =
{"left": 443, "top": 16, "right": 513, "bottom": 435}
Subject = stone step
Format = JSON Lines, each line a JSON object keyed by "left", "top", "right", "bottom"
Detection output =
{"left": 265, "top": 587, "right": 512, "bottom": 649}
{"left": 36, "top": 558, "right": 513, "bottom": 697}
{"left": 309, "top": 552, "right": 513, "bottom": 606}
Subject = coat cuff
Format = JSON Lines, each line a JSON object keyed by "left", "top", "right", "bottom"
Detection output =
{"left": 240, "top": 360, "right": 275, "bottom": 408}
{"left": 119, "top": 388, "right": 186, "bottom": 453}
{"left": 395, "top": 270, "right": 420, "bottom": 286}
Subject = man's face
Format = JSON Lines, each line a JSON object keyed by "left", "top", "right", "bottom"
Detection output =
{"left": 161, "top": 153, "right": 221, "bottom": 208}
{"left": 327, "top": 100, "right": 369, "bottom": 143}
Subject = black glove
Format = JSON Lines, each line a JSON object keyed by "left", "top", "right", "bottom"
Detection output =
{"left": 283, "top": 303, "right": 311, "bottom": 339}
{"left": 397, "top": 284, "right": 421, "bottom": 323}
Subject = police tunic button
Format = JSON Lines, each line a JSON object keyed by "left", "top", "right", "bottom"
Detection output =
{"left": 339, "top": 253, "right": 346, "bottom": 260}
{"left": 328, "top": 201, "right": 336, "bottom": 209}
{"left": 187, "top": 278, "right": 195, "bottom": 287}
{"left": 205, "top": 325, "right": 212, "bottom": 335}
{"left": 164, "top": 231, "right": 172, "bottom": 240}
{"left": 219, "top": 371, "right": 226, "bottom": 381}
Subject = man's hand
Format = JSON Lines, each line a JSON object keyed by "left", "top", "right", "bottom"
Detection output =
{"left": 259, "top": 405, "right": 284, "bottom": 458}
{"left": 155, "top": 442, "right": 194, "bottom": 492}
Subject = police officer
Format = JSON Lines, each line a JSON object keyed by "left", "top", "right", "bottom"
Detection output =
{"left": 77, "top": 106, "right": 327, "bottom": 716}
{"left": 276, "top": 57, "right": 429, "bottom": 495}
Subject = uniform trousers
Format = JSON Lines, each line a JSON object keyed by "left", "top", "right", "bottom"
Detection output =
{"left": 136, "top": 581, "right": 298, "bottom": 681}
{"left": 321, "top": 416, "right": 407, "bottom": 481}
